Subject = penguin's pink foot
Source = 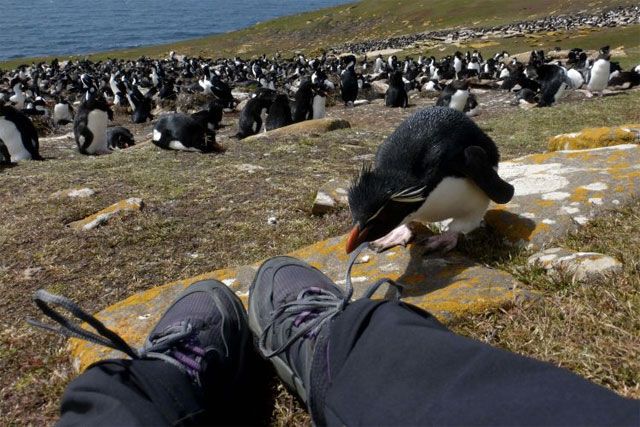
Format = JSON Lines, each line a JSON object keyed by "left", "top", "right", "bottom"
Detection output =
{"left": 420, "top": 230, "right": 460, "bottom": 253}
{"left": 369, "top": 224, "right": 414, "bottom": 253}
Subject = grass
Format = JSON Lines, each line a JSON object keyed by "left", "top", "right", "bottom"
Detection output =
{"left": 1, "top": 0, "right": 637, "bottom": 69}
{"left": 1, "top": 84, "right": 639, "bottom": 424}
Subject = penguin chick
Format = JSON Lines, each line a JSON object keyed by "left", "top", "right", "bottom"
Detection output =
{"left": 346, "top": 107, "right": 514, "bottom": 254}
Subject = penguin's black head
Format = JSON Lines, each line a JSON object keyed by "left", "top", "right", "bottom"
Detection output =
{"left": 346, "top": 165, "right": 426, "bottom": 254}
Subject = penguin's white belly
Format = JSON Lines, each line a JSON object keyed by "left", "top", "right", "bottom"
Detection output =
{"left": 567, "top": 69, "right": 584, "bottom": 89}
{"left": 168, "top": 140, "right": 200, "bottom": 152}
{"left": 312, "top": 96, "right": 326, "bottom": 119}
{"left": 554, "top": 82, "right": 568, "bottom": 102}
{"left": 407, "top": 177, "right": 490, "bottom": 233}
{"left": 0, "top": 117, "right": 31, "bottom": 161}
{"left": 85, "top": 110, "right": 109, "bottom": 154}
{"left": 587, "top": 61, "right": 610, "bottom": 92}
{"left": 54, "top": 104, "right": 72, "bottom": 122}
{"left": 449, "top": 90, "right": 468, "bottom": 112}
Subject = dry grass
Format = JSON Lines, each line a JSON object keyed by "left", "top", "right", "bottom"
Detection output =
{"left": 0, "top": 88, "right": 639, "bottom": 424}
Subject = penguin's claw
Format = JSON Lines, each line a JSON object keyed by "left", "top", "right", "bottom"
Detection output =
{"left": 422, "top": 231, "right": 460, "bottom": 253}
{"left": 370, "top": 224, "right": 414, "bottom": 253}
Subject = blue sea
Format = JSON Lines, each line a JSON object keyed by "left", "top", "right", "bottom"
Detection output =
{"left": 0, "top": 0, "right": 353, "bottom": 61}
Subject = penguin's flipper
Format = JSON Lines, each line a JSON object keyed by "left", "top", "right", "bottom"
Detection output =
{"left": 456, "top": 146, "right": 514, "bottom": 204}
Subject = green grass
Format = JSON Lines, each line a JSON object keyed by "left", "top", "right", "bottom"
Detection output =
{"left": 1, "top": 0, "right": 637, "bottom": 69}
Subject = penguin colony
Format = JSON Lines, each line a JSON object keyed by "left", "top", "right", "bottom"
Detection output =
{"left": 1, "top": 44, "right": 637, "bottom": 160}
{"left": 0, "top": 5, "right": 638, "bottom": 253}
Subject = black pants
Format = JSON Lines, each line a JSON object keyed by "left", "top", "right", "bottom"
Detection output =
{"left": 59, "top": 300, "right": 639, "bottom": 426}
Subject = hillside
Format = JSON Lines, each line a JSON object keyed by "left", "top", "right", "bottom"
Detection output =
{"left": 1, "top": 0, "right": 637, "bottom": 69}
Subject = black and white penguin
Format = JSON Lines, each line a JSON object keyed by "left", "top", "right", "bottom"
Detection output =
{"left": 106, "top": 126, "right": 135, "bottom": 150}
{"left": 53, "top": 97, "right": 74, "bottom": 126}
{"left": 0, "top": 104, "right": 42, "bottom": 162}
{"left": 0, "top": 138, "right": 11, "bottom": 165}
{"left": 125, "top": 83, "right": 155, "bottom": 123}
{"left": 385, "top": 70, "right": 408, "bottom": 108}
{"left": 311, "top": 70, "right": 333, "bottom": 119}
{"left": 586, "top": 48, "right": 611, "bottom": 96}
{"left": 236, "top": 89, "right": 276, "bottom": 138}
{"left": 9, "top": 78, "right": 26, "bottom": 109}
{"left": 293, "top": 78, "right": 314, "bottom": 123}
{"left": 530, "top": 63, "right": 571, "bottom": 107}
{"left": 436, "top": 80, "right": 469, "bottom": 112}
{"left": 346, "top": 107, "right": 513, "bottom": 254}
{"left": 340, "top": 61, "right": 358, "bottom": 107}
{"left": 152, "top": 107, "right": 223, "bottom": 153}
{"left": 266, "top": 94, "right": 292, "bottom": 131}
{"left": 73, "top": 89, "right": 114, "bottom": 155}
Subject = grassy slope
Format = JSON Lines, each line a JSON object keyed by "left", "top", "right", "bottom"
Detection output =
{"left": 1, "top": 0, "right": 637, "bottom": 69}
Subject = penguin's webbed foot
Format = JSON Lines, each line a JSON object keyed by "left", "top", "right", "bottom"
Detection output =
{"left": 419, "top": 230, "right": 460, "bottom": 253}
{"left": 369, "top": 224, "right": 414, "bottom": 253}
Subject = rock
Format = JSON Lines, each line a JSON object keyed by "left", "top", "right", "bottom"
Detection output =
{"left": 235, "top": 98, "right": 249, "bottom": 113}
{"left": 68, "top": 198, "right": 144, "bottom": 231}
{"left": 51, "top": 188, "right": 96, "bottom": 199}
{"left": 528, "top": 247, "right": 623, "bottom": 283}
{"left": 548, "top": 125, "right": 640, "bottom": 151}
{"left": 311, "top": 178, "right": 351, "bottom": 215}
{"left": 371, "top": 80, "right": 389, "bottom": 96}
{"left": 485, "top": 145, "right": 640, "bottom": 249}
{"left": 353, "top": 99, "right": 370, "bottom": 106}
{"left": 69, "top": 233, "right": 534, "bottom": 371}
{"left": 267, "top": 216, "right": 277, "bottom": 225}
{"left": 243, "top": 118, "right": 351, "bottom": 142}
{"left": 235, "top": 163, "right": 265, "bottom": 174}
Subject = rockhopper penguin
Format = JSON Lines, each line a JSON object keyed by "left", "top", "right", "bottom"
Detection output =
{"left": 346, "top": 107, "right": 514, "bottom": 254}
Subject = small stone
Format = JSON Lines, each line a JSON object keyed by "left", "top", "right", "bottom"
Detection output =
{"left": 311, "top": 178, "right": 351, "bottom": 215}
{"left": 69, "top": 198, "right": 144, "bottom": 231}
{"left": 371, "top": 80, "right": 389, "bottom": 96}
{"left": 267, "top": 216, "right": 277, "bottom": 225}
{"left": 528, "top": 247, "right": 623, "bottom": 283}
{"left": 51, "top": 188, "right": 96, "bottom": 199}
{"left": 22, "top": 267, "right": 42, "bottom": 280}
{"left": 236, "top": 164, "right": 265, "bottom": 174}
{"left": 312, "top": 191, "right": 336, "bottom": 215}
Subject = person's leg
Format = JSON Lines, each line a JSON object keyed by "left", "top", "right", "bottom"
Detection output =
{"left": 30, "top": 280, "right": 259, "bottom": 426}
{"left": 248, "top": 256, "right": 639, "bottom": 427}
{"left": 322, "top": 299, "right": 639, "bottom": 426}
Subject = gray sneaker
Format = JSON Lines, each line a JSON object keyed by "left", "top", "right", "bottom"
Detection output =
{"left": 248, "top": 243, "right": 402, "bottom": 408}
{"left": 28, "top": 280, "right": 253, "bottom": 396}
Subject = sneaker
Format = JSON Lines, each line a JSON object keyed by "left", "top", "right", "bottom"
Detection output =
{"left": 248, "top": 242, "right": 402, "bottom": 407}
{"left": 248, "top": 256, "right": 347, "bottom": 405}
{"left": 28, "top": 280, "right": 252, "bottom": 394}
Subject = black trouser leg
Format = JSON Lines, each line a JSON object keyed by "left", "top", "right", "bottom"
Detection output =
{"left": 58, "top": 359, "right": 205, "bottom": 426}
{"left": 315, "top": 300, "right": 639, "bottom": 426}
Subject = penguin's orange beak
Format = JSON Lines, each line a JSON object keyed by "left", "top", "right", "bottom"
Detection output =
{"left": 346, "top": 224, "right": 369, "bottom": 254}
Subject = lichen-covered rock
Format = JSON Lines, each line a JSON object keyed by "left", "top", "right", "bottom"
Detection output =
{"left": 528, "top": 247, "right": 623, "bottom": 283}
{"left": 243, "top": 118, "right": 351, "bottom": 142}
{"left": 68, "top": 198, "right": 144, "bottom": 231}
{"left": 486, "top": 144, "right": 640, "bottom": 248}
{"left": 69, "top": 233, "right": 534, "bottom": 371}
{"left": 311, "top": 178, "right": 351, "bottom": 215}
{"left": 547, "top": 124, "right": 640, "bottom": 151}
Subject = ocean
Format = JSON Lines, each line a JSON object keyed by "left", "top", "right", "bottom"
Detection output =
{"left": 0, "top": 0, "right": 353, "bottom": 61}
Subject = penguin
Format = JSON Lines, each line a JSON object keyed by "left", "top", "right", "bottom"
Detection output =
{"left": 9, "top": 78, "right": 26, "bottom": 109}
{"left": 0, "top": 104, "right": 42, "bottom": 162}
{"left": 73, "top": 89, "right": 113, "bottom": 155}
{"left": 608, "top": 70, "right": 640, "bottom": 90}
{"left": 346, "top": 107, "right": 514, "bottom": 254}
{"left": 531, "top": 64, "right": 571, "bottom": 107}
{"left": 266, "top": 94, "right": 293, "bottom": 131}
{"left": 340, "top": 62, "right": 358, "bottom": 107}
{"left": 152, "top": 107, "right": 222, "bottom": 153}
{"left": 586, "top": 49, "right": 611, "bottom": 97}
{"left": 567, "top": 68, "right": 584, "bottom": 89}
{"left": 464, "top": 93, "right": 480, "bottom": 117}
{"left": 53, "top": 97, "right": 74, "bottom": 126}
{"left": 436, "top": 80, "right": 469, "bottom": 112}
{"left": 293, "top": 78, "right": 314, "bottom": 123}
{"left": 236, "top": 88, "right": 276, "bottom": 139}
{"left": 385, "top": 70, "right": 408, "bottom": 108}
{"left": 311, "top": 70, "right": 332, "bottom": 119}
{"left": 106, "top": 126, "right": 135, "bottom": 150}
{"left": 512, "top": 88, "right": 538, "bottom": 109}
{"left": 0, "top": 138, "right": 12, "bottom": 165}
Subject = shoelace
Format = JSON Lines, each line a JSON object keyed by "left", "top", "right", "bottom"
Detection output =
{"left": 26, "top": 290, "right": 204, "bottom": 383}
{"left": 259, "top": 242, "right": 403, "bottom": 357}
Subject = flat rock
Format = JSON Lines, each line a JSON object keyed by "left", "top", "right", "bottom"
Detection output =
{"left": 485, "top": 145, "right": 640, "bottom": 248}
{"left": 243, "top": 118, "right": 351, "bottom": 142}
{"left": 548, "top": 124, "right": 640, "bottom": 151}
{"left": 311, "top": 178, "right": 351, "bottom": 215}
{"left": 69, "top": 234, "right": 533, "bottom": 371}
{"left": 371, "top": 80, "right": 390, "bottom": 96}
{"left": 528, "top": 247, "right": 623, "bottom": 283}
{"left": 51, "top": 188, "right": 96, "bottom": 199}
{"left": 68, "top": 198, "right": 144, "bottom": 231}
